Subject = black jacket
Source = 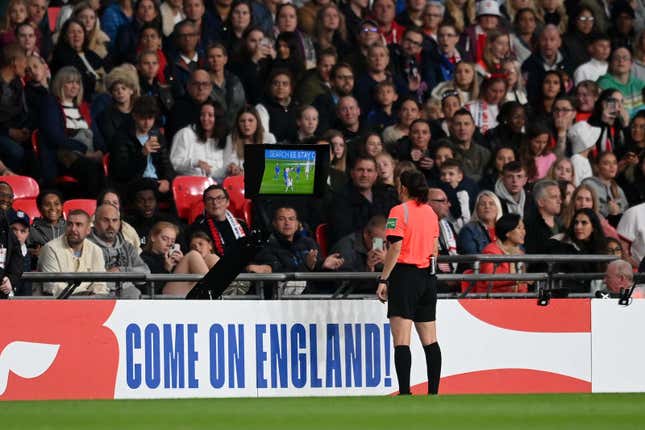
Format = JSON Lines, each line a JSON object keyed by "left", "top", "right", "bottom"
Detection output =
{"left": 50, "top": 44, "right": 104, "bottom": 102}
{"left": 0, "top": 214, "right": 24, "bottom": 299}
{"left": 328, "top": 183, "right": 398, "bottom": 246}
{"left": 253, "top": 231, "right": 323, "bottom": 272}
{"left": 109, "top": 126, "right": 176, "bottom": 186}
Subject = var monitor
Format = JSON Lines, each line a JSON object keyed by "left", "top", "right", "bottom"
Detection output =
{"left": 244, "top": 144, "right": 330, "bottom": 198}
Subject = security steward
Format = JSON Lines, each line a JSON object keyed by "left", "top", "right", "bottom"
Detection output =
{"left": 376, "top": 170, "right": 441, "bottom": 395}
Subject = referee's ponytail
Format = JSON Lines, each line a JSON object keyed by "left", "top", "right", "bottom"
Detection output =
{"left": 400, "top": 170, "right": 429, "bottom": 204}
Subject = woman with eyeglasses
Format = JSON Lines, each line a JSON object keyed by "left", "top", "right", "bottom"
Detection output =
{"left": 597, "top": 47, "right": 645, "bottom": 119}
{"left": 562, "top": 6, "right": 597, "bottom": 70}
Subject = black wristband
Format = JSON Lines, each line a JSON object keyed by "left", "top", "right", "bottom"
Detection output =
{"left": 378, "top": 277, "right": 389, "bottom": 285}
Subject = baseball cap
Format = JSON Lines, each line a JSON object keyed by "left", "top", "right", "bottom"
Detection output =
{"left": 8, "top": 209, "right": 30, "bottom": 227}
{"left": 568, "top": 121, "right": 600, "bottom": 154}
{"left": 476, "top": 0, "right": 501, "bottom": 17}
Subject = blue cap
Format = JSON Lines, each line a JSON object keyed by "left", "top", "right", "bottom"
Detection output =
{"left": 8, "top": 210, "right": 30, "bottom": 227}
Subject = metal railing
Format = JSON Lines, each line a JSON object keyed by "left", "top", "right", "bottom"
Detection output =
{"left": 14, "top": 254, "right": 639, "bottom": 300}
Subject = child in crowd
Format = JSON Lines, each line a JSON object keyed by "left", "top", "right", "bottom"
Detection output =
{"left": 8, "top": 210, "right": 32, "bottom": 295}
{"left": 26, "top": 189, "right": 66, "bottom": 257}
{"left": 367, "top": 81, "right": 398, "bottom": 132}
{"left": 573, "top": 34, "right": 611, "bottom": 85}
{"left": 439, "top": 158, "right": 479, "bottom": 232}
{"left": 568, "top": 121, "right": 599, "bottom": 186}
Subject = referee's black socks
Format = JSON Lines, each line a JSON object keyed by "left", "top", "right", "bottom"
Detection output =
{"left": 423, "top": 342, "right": 442, "bottom": 395}
{"left": 394, "top": 345, "right": 412, "bottom": 395}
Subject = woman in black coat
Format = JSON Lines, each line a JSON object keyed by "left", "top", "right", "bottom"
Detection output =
{"left": 51, "top": 19, "right": 104, "bottom": 102}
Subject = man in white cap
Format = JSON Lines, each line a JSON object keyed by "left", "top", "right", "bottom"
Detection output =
{"left": 458, "top": 0, "right": 502, "bottom": 63}
{"left": 568, "top": 121, "right": 600, "bottom": 186}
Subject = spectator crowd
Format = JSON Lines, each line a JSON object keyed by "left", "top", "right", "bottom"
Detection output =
{"left": 1, "top": 0, "right": 645, "bottom": 298}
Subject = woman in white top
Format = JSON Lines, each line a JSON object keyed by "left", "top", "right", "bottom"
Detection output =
{"left": 170, "top": 100, "right": 228, "bottom": 181}
{"left": 222, "top": 105, "right": 276, "bottom": 175}
{"left": 160, "top": 0, "right": 185, "bottom": 37}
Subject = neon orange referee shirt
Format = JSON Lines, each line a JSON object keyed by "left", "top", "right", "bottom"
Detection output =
{"left": 385, "top": 200, "right": 439, "bottom": 269}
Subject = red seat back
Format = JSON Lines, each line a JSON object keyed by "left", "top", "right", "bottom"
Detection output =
{"left": 461, "top": 269, "right": 475, "bottom": 293}
{"left": 188, "top": 200, "right": 205, "bottom": 224}
{"left": 2, "top": 175, "right": 40, "bottom": 199}
{"left": 12, "top": 198, "right": 40, "bottom": 224}
{"left": 222, "top": 175, "right": 246, "bottom": 216}
{"left": 315, "top": 223, "right": 329, "bottom": 257}
{"left": 172, "top": 176, "right": 215, "bottom": 220}
{"left": 63, "top": 199, "right": 97, "bottom": 219}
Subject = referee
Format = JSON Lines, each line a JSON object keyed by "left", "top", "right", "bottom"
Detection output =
{"left": 376, "top": 170, "right": 441, "bottom": 395}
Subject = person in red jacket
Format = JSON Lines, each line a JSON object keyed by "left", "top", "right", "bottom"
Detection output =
{"left": 476, "top": 213, "right": 528, "bottom": 293}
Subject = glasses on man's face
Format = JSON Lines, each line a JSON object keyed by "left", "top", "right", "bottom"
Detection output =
{"left": 403, "top": 38, "right": 423, "bottom": 47}
{"left": 577, "top": 16, "right": 595, "bottom": 22}
{"left": 205, "top": 195, "right": 227, "bottom": 203}
{"left": 438, "top": 33, "right": 457, "bottom": 39}
{"left": 608, "top": 246, "right": 622, "bottom": 254}
{"left": 362, "top": 27, "right": 378, "bottom": 33}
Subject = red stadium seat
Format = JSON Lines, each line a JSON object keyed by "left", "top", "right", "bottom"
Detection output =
{"left": 63, "top": 199, "right": 97, "bottom": 219}
{"left": 2, "top": 175, "right": 40, "bottom": 199}
{"left": 461, "top": 269, "right": 475, "bottom": 293}
{"left": 172, "top": 176, "right": 215, "bottom": 220}
{"left": 188, "top": 200, "right": 205, "bottom": 224}
{"left": 12, "top": 198, "right": 40, "bottom": 224}
{"left": 315, "top": 223, "right": 329, "bottom": 257}
{"left": 222, "top": 175, "right": 246, "bottom": 216}
{"left": 242, "top": 198, "right": 253, "bottom": 228}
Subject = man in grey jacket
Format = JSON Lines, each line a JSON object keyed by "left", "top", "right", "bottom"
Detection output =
{"left": 89, "top": 204, "right": 150, "bottom": 299}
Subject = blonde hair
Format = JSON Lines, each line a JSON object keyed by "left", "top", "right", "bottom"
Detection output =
{"left": 546, "top": 156, "right": 576, "bottom": 182}
{"left": 470, "top": 190, "right": 503, "bottom": 223}
{"left": 145, "top": 221, "right": 179, "bottom": 252}
{"left": 1, "top": 0, "right": 28, "bottom": 31}
{"left": 73, "top": 1, "right": 110, "bottom": 59}
{"left": 537, "top": 0, "right": 568, "bottom": 34}
{"left": 562, "top": 183, "right": 599, "bottom": 228}
{"left": 314, "top": 4, "right": 347, "bottom": 49}
{"left": 51, "top": 66, "right": 84, "bottom": 105}
{"left": 445, "top": 0, "right": 475, "bottom": 33}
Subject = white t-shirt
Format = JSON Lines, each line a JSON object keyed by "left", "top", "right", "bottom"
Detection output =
{"left": 571, "top": 154, "right": 593, "bottom": 186}
{"left": 617, "top": 203, "right": 645, "bottom": 264}
{"left": 170, "top": 126, "right": 226, "bottom": 180}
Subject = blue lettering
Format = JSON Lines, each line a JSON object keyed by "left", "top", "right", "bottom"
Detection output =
{"left": 144, "top": 324, "right": 161, "bottom": 388}
{"left": 270, "top": 324, "right": 288, "bottom": 388}
{"left": 209, "top": 324, "right": 225, "bottom": 388}
{"left": 365, "top": 324, "right": 381, "bottom": 387}
{"left": 344, "top": 324, "right": 362, "bottom": 387}
{"left": 255, "top": 325, "right": 268, "bottom": 388}
{"left": 126, "top": 324, "right": 141, "bottom": 389}
{"left": 228, "top": 324, "right": 245, "bottom": 388}
{"left": 290, "top": 324, "right": 307, "bottom": 388}
{"left": 187, "top": 324, "right": 199, "bottom": 388}
{"left": 325, "top": 324, "right": 341, "bottom": 387}
{"left": 309, "top": 324, "right": 322, "bottom": 388}
{"left": 163, "top": 324, "right": 185, "bottom": 388}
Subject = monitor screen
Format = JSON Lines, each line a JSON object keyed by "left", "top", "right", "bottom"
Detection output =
{"left": 259, "top": 149, "right": 316, "bottom": 195}
{"left": 244, "top": 144, "right": 330, "bottom": 198}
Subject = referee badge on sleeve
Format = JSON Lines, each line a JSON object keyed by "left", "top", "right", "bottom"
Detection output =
{"left": 386, "top": 218, "right": 397, "bottom": 229}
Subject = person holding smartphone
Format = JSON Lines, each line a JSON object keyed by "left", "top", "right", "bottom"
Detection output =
{"left": 329, "top": 215, "right": 387, "bottom": 292}
{"left": 376, "top": 170, "right": 441, "bottom": 395}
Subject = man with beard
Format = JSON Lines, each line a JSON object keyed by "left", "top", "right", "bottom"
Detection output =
{"left": 38, "top": 210, "right": 108, "bottom": 296}
{"left": 89, "top": 204, "right": 149, "bottom": 298}
{"left": 0, "top": 181, "right": 22, "bottom": 299}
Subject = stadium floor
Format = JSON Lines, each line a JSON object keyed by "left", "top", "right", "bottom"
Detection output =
{"left": 2, "top": 393, "right": 644, "bottom": 429}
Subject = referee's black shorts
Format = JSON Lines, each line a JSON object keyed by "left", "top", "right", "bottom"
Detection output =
{"left": 387, "top": 263, "right": 437, "bottom": 322}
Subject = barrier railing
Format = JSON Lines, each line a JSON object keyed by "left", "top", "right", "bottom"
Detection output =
{"left": 15, "top": 253, "right": 640, "bottom": 300}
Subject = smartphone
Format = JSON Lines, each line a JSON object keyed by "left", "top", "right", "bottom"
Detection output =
{"left": 372, "top": 237, "right": 384, "bottom": 251}
{"left": 260, "top": 37, "right": 272, "bottom": 49}
{"left": 168, "top": 243, "right": 180, "bottom": 257}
